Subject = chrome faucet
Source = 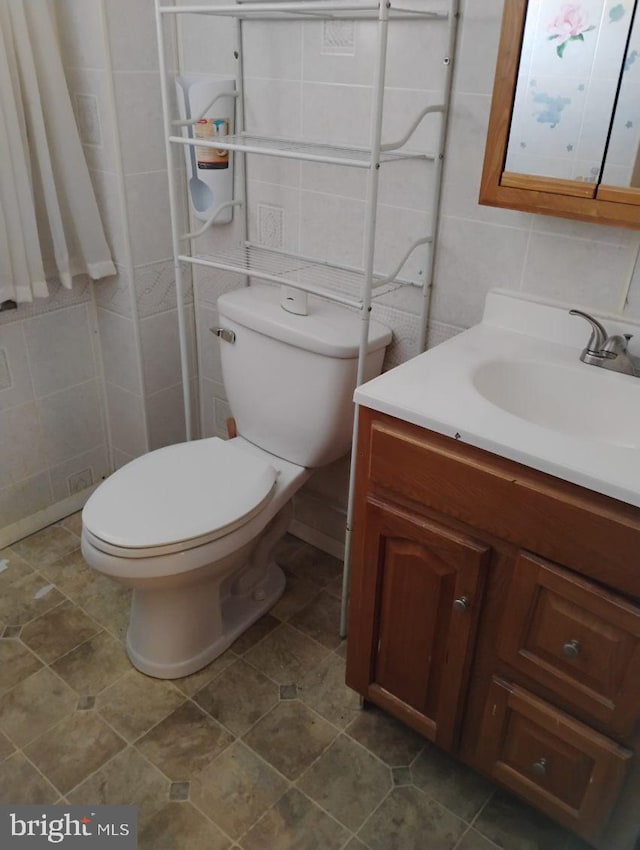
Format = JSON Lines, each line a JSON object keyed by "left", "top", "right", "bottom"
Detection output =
{"left": 569, "top": 309, "right": 638, "bottom": 376}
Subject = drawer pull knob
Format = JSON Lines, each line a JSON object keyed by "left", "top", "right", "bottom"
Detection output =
{"left": 562, "top": 639, "right": 582, "bottom": 658}
{"left": 531, "top": 757, "right": 549, "bottom": 777}
{"left": 453, "top": 596, "right": 469, "bottom": 613}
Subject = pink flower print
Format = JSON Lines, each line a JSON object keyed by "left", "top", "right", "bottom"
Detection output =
{"left": 548, "top": 4, "right": 588, "bottom": 44}
{"left": 547, "top": 3, "right": 595, "bottom": 57}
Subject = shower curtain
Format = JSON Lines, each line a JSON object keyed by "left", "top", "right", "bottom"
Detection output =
{"left": 0, "top": 0, "right": 115, "bottom": 304}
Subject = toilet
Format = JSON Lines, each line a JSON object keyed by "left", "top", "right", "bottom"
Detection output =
{"left": 81, "top": 284, "right": 391, "bottom": 679}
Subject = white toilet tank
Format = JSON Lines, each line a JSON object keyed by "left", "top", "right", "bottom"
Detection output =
{"left": 217, "top": 285, "right": 392, "bottom": 467}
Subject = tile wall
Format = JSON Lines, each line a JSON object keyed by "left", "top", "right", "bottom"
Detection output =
{"left": 7, "top": 0, "right": 640, "bottom": 545}
{"left": 56, "top": 0, "right": 148, "bottom": 471}
{"left": 0, "top": 285, "right": 109, "bottom": 535}
{"left": 435, "top": 0, "right": 640, "bottom": 323}
{"left": 59, "top": 0, "right": 197, "bottom": 463}
{"left": 98, "top": 0, "right": 198, "bottom": 454}
{"left": 180, "top": 0, "right": 640, "bottom": 550}
{"left": 1, "top": 0, "right": 196, "bottom": 538}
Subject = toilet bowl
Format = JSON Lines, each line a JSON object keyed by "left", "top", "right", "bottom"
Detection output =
{"left": 81, "top": 284, "right": 391, "bottom": 679}
{"left": 82, "top": 436, "right": 310, "bottom": 678}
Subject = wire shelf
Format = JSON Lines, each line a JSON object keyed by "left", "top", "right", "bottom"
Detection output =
{"left": 169, "top": 132, "right": 431, "bottom": 167}
{"left": 159, "top": 2, "right": 449, "bottom": 22}
{"left": 179, "top": 245, "right": 412, "bottom": 305}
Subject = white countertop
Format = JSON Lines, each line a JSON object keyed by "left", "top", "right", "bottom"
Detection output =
{"left": 354, "top": 290, "right": 640, "bottom": 508}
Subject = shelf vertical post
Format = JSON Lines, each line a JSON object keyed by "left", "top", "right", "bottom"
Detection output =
{"left": 340, "top": 0, "right": 391, "bottom": 637}
{"left": 418, "top": 0, "right": 460, "bottom": 353}
{"left": 155, "top": 0, "right": 194, "bottom": 440}
{"left": 234, "top": 16, "right": 251, "bottom": 267}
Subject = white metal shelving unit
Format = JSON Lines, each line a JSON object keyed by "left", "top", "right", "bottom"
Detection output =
{"left": 154, "top": 0, "right": 459, "bottom": 634}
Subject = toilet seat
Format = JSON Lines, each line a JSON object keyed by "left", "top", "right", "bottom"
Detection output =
{"left": 82, "top": 437, "right": 277, "bottom": 558}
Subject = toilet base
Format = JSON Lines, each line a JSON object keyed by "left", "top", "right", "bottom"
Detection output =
{"left": 125, "top": 560, "right": 286, "bottom": 679}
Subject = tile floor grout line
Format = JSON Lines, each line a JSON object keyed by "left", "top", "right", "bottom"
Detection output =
{"left": 2, "top": 548, "right": 133, "bottom": 701}
{"left": 452, "top": 823, "right": 474, "bottom": 850}
{"left": 290, "top": 692, "right": 359, "bottom": 740}
{"left": 28, "top": 539, "right": 130, "bottom": 646}
{"left": 470, "top": 789, "right": 495, "bottom": 829}
{"left": 157, "top": 761, "right": 239, "bottom": 850}
{"left": 172, "top": 650, "right": 241, "bottom": 698}
{"left": 349, "top": 782, "right": 396, "bottom": 844}
{"left": 228, "top": 786, "right": 291, "bottom": 848}
{"left": 0, "top": 658, "right": 91, "bottom": 750}
{"left": 193, "top": 694, "right": 278, "bottom": 742}
{"left": 293, "top": 783, "right": 361, "bottom": 843}
{"left": 66, "top": 591, "right": 130, "bottom": 645}
{"left": 340, "top": 719, "right": 411, "bottom": 773}
{"left": 57, "top": 740, "right": 136, "bottom": 802}
{"left": 399, "top": 761, "right": 494, "bottom": 828}
{"left": 8, "top": 564, "right": 75, "bottom": 596}
{"left": 235, "top": 614, "right": 287, "bottom": 653}
{"left": 242, "top": 616, "right": 328, "bottom": 661}
{"left": 228, "top": 776, "right": 360, "bottom": 850}
{"left": 123, "top": 739, "right": 180, "bottom": 790}
{"left": 349, "top": 741, "right": 484, "bottom": 842}
{"left": 16, "top": 542, "right": 129, "bottom": 650}
{"left": 122, "top": 691, "right": 223, "bottom": 752}
{"left": 453, "top": 817, "right": 502, "bottom": 850}
{"left": 291, "top": 727, "right": 354, "bottom": 788}
{"left": 0, "top": 632, "right": 48, "bottom": 674}
{"left": 187, "top": 652, "right": 281, "bottom": 710}
{"left": 464, "top": 788, "right": 500, "bottom": 848}
{"left": 238, "top": 629, "right": 334, "bottom": 695}
{"left": 4, "top": 745, "right": 60, "bottom": 802}
{"left": 32, "top": 623, "right": 106, "bottom": 673}
{"left": 184, "top": 693, "right": 369, "bottom": 843}
{"left": 4, "top": 592, "right": 68, "bottom": 634}
{"left": 240, "top": 642, "right": 332, "bottom": 688}
{"left": 20, "top": 706, "right": 128, "bottom": 801}
{"left": 234, "top": 724, "right": 301, "bottom": 786}
{"left": 98, "top": 667, "right": 186, "bottom": 712}
{"left": 185, "top": 740, "right": 293, "bottom": 843}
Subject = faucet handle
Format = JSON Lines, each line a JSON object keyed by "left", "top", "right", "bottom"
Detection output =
{"left": 603, "top": 334, "right": 629, "bottom": 356}
{"left": 569, "top": 309, "right": 608, "bottom": 354}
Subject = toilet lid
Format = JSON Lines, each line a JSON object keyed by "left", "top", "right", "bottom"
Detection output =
{"left": 83, "top": 438, "right": 277, "bottom": 551}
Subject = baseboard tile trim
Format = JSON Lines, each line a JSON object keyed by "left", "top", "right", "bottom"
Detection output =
{"left": 288, "top": 519, "right": 345, "bottom": 561}
{"left": 0, "top": 484, "right": 99, "bottom": 549}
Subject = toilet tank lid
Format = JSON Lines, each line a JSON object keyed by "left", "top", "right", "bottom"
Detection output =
{"left": 217, "top": 285, "right": 392, "bottom": 358}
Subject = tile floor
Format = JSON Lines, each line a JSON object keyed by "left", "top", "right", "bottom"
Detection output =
{"left": 0, "top": 518, "right": 591, "bottom": 850}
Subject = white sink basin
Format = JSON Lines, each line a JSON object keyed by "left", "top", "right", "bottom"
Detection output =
{"left": 472, "top": 359, "right": 640, "bottom": 449}
{"left": 354, "top": 289, "right": 640, "bottom": 507}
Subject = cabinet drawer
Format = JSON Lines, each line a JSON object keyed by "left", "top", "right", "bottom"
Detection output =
{"left": 475, "top": 678, "right": 632, "bottom": 841}
{"left": 498, "top": 554, "right": 640, "bottom": 738}
{"left": 364, "top": 413, "right": 640, "bottom": 597}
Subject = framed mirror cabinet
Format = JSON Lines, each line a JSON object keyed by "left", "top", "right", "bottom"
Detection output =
{"left": 480, "top": 0, "right": 640, "bottom": 228}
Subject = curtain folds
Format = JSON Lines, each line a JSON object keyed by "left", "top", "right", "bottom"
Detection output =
{"left": 0, "top": 0, "right": 115, "bottom": 303}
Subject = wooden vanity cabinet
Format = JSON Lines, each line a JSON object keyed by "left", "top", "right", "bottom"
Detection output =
{"left": 345, "top": 408, "right": 640, "bottom": 849}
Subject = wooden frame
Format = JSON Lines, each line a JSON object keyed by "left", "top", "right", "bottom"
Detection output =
{"left": 479, "top": 0, "right": 640, "bottom": 229}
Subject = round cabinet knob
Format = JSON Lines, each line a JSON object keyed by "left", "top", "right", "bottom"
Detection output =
{"left": 453, "top": 596, "right": 470, "bottom": 613}
{"left": 562, "top": 639, "right": 582, "bottom": 659}
{"left": 531, "top": 757, "right": 549, "bottom": 777}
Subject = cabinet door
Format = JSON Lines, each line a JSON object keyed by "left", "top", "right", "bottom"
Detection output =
{"left": 475, "top": 678, "right": 632, "bottom": 841}
{"left": 498, "top": 554, "right": 640, "bottom": 738}
{"left": 346, "top": 499, "right": 489, "bottom": 750}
